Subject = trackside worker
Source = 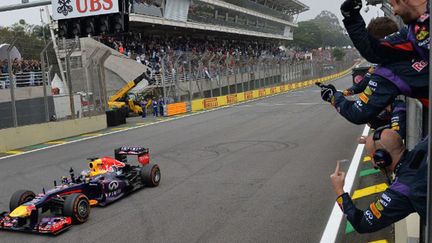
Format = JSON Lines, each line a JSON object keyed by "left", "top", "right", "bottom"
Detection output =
{"left": 158, "top": 97, "right": 165, "bottom": 117}
{"left": 152, "top": 99, "right": 158, "bottom": 117}
{"left": 331, "top": 129, "right": 427, "bottom": 233}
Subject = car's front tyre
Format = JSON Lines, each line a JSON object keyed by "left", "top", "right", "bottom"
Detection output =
{"left": 63, "top": 193, "right": 90, "bottom": 224}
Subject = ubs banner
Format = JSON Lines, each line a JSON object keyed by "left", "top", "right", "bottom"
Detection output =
{"left": 52, "top": 0, "right": 120, "bottom": 20}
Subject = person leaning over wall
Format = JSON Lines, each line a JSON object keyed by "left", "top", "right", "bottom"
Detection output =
{"left": 331, "top": 128, "right": 427, "bottom": 233}
{"left": 317, "top": 16, "right": 428, "bottom": 126}
{"left": 340, "top": 0, "right": 429, "bottom": 63}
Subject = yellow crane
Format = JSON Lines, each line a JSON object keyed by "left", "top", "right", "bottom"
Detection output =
{"left": 108, "top": 71, "right": 152, "bottom": 115}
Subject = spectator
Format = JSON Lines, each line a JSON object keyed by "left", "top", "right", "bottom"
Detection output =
{"left": 331, "top": 128, "right": 427, "bottom": 233}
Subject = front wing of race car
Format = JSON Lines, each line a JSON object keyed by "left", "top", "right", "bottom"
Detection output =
{"left": 0, "top": 212, "right": 72, "bottom": 235}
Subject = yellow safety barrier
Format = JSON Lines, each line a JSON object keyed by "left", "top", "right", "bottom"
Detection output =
{"left": 166, "top": 102, "right": 187, "bottom": 116}
{"left": 252, "top": 90, "right": 259, "bottom": 98}
{"left": 244, "top": 91, "right": 254, "bottom": 100}
{"left": 203, "top": 97, "right": 219, "bottom": 110}
{"left": 191, "top": 99, "right": 204, "bottom": 112}
{"left": 217, "top": 96, "right": 228, "bottom": 107}
{"left": 237, "top": 92, "right": 245, "bottom": 102}
{"left": 226, "top": 94, "right": 238, "bottom": 105}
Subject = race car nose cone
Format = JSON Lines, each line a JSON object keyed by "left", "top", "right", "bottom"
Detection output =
{"left": 10, "top": 205, "right": 34, "bottom": 218}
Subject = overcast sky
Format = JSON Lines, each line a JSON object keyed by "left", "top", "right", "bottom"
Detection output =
{"left": 0, "top": 0, "right": 384, "bottom": 27}
{"left": 298, "top": 0, "right": 384, "bottom": 24}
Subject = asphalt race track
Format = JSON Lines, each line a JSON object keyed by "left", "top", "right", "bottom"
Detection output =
{"left": 0, "top": 76, "right": 364, "bottom": 242}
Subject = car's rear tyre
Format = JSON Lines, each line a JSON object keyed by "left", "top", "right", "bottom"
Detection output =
{"left": 140, "top": 163, "right": 161, "bottom": 187}
{"left": 63, "top": 193, "right": 90, "bottom": 224}
{"left": 9, "top": 190, "right": 36, "bottom": 211}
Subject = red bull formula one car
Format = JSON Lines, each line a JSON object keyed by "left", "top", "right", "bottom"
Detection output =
{"left": 0, "top": 146, "right": 161, "bottom": 235}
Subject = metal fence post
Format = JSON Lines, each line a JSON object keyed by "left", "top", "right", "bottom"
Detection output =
{"left": 217, "top": 55, "right": 223, "bottom": 96}
{"left": 208, "top": 55, "right": 214, "bottom": 98}
{"left": 188, "top": 57, "right": 193, "bottom": 101}
{"left": 7, "top": 39, "right": 18, "bottom": 127}
{"left": 40, "top": 40, "right": 53, "bottom": 122}
{"left": 161, "top": 54, "right": 167, "bottom": 104}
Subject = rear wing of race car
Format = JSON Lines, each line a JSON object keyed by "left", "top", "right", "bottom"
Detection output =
{"left": 114, "top": 147, "right": 149, "bottom": 163}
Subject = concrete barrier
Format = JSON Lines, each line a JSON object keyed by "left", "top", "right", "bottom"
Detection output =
{"left": 0, "top": 115, "right": 107, "bottom": 153}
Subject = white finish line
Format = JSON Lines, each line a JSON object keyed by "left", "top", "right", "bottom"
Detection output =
{"left": 320, "top": 125, "right": 370, "bottom": 243}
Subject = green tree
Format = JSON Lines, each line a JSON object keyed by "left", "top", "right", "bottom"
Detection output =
{"left": 292, "top": 11, "right": 352, "bottom": 50}
{"left": 311, "top": 11, "right": 352, "bottom": 47}
{"left": 333, "top": 48, "right": 346, "bottom": 61}
{"left": 0, "top": 19, "right": 47, "bottom": 60}
{"left": 292, "top": 21, "right": 323, "bottom": 50}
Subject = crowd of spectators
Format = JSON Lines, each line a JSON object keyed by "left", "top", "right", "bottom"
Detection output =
{"left": 0, "top": 59, "right": 43, "bottom": 88}
{"left": 0, "top": 59, "right": 42, "bottom": 75}
{"left": 99, "top": 33, "right": 348, "bottom": 83}
{"left": 101, "top": 34, "right": 307, "bottom": 65}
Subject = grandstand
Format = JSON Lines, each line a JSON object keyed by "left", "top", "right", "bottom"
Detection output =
{"left": 97, "top": 0, "right": 311, "bottom": 102}
{"left": 130, "top": 0, "right": 309, "bottom": 41}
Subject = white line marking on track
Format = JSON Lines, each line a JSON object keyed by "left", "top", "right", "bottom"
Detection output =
{"left": 319, "top": 125, "right": 370, "bottom": 243}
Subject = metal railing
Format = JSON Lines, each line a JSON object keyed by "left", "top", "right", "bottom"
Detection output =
{"left": 142, "top": 50, "right": 354, "bottom": 103}
{"left": 0, "top": 71, "right": 47, "bottom": 89}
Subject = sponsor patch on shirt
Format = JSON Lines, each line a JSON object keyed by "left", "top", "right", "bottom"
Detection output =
{"left": 380, "top": 199, "right": 389, "bottom": 207}
{"left": 416, "top": 28, "right": 429, "bottom": 41}
{"left": 370, "top": 203, "right": 382, "bottom": 219}
{"left": 382, "top": 193, "right": 392, "bottom": 203}
{"left": 364, "top": 86, "right": 373, "bottom": 96}
{"left": 412, "top": 60, "right": 428, "bottom": 72}
{"left": 368, "top": 80, "right": 378, "bottom": 87}
{"left": 359, "top": 93, "right": 369, "bottom": 104}
{"left": 375, "top": 200, "right": 384, "bottom": 211}
{"left": 364, "top": 210, "right": 374, "bottom": 225}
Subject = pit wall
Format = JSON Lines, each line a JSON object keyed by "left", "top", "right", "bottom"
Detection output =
{"left": 0, "top": 115, "right": 107, "bottom": 153}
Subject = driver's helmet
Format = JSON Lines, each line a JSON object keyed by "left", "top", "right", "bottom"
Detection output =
{"left": 89, "top": 159, "right": 107, "bottom": 177}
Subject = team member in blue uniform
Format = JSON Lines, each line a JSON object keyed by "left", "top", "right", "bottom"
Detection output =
{"left": 330, "top": 128, "right": 427, "bottom": 233}
{"left": 340, "top": 0, "right": 429, "bottom": 63}
{"left": 152, "top": 99, "right": 158, "bottom": 117}
{"left": 158, "top": 97, "right": 165, "bottom": 117}
{"left": 343, "top": 66, "right": 374, "bottom": 97}
{"left": 368, "top": 100, "right": 407, "bottom": 140}
{"left": 343, "top": 69, "right": 407, "bottom": 140}
{"left": 317, "top": 16, "right": 428, "bottom": 125}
